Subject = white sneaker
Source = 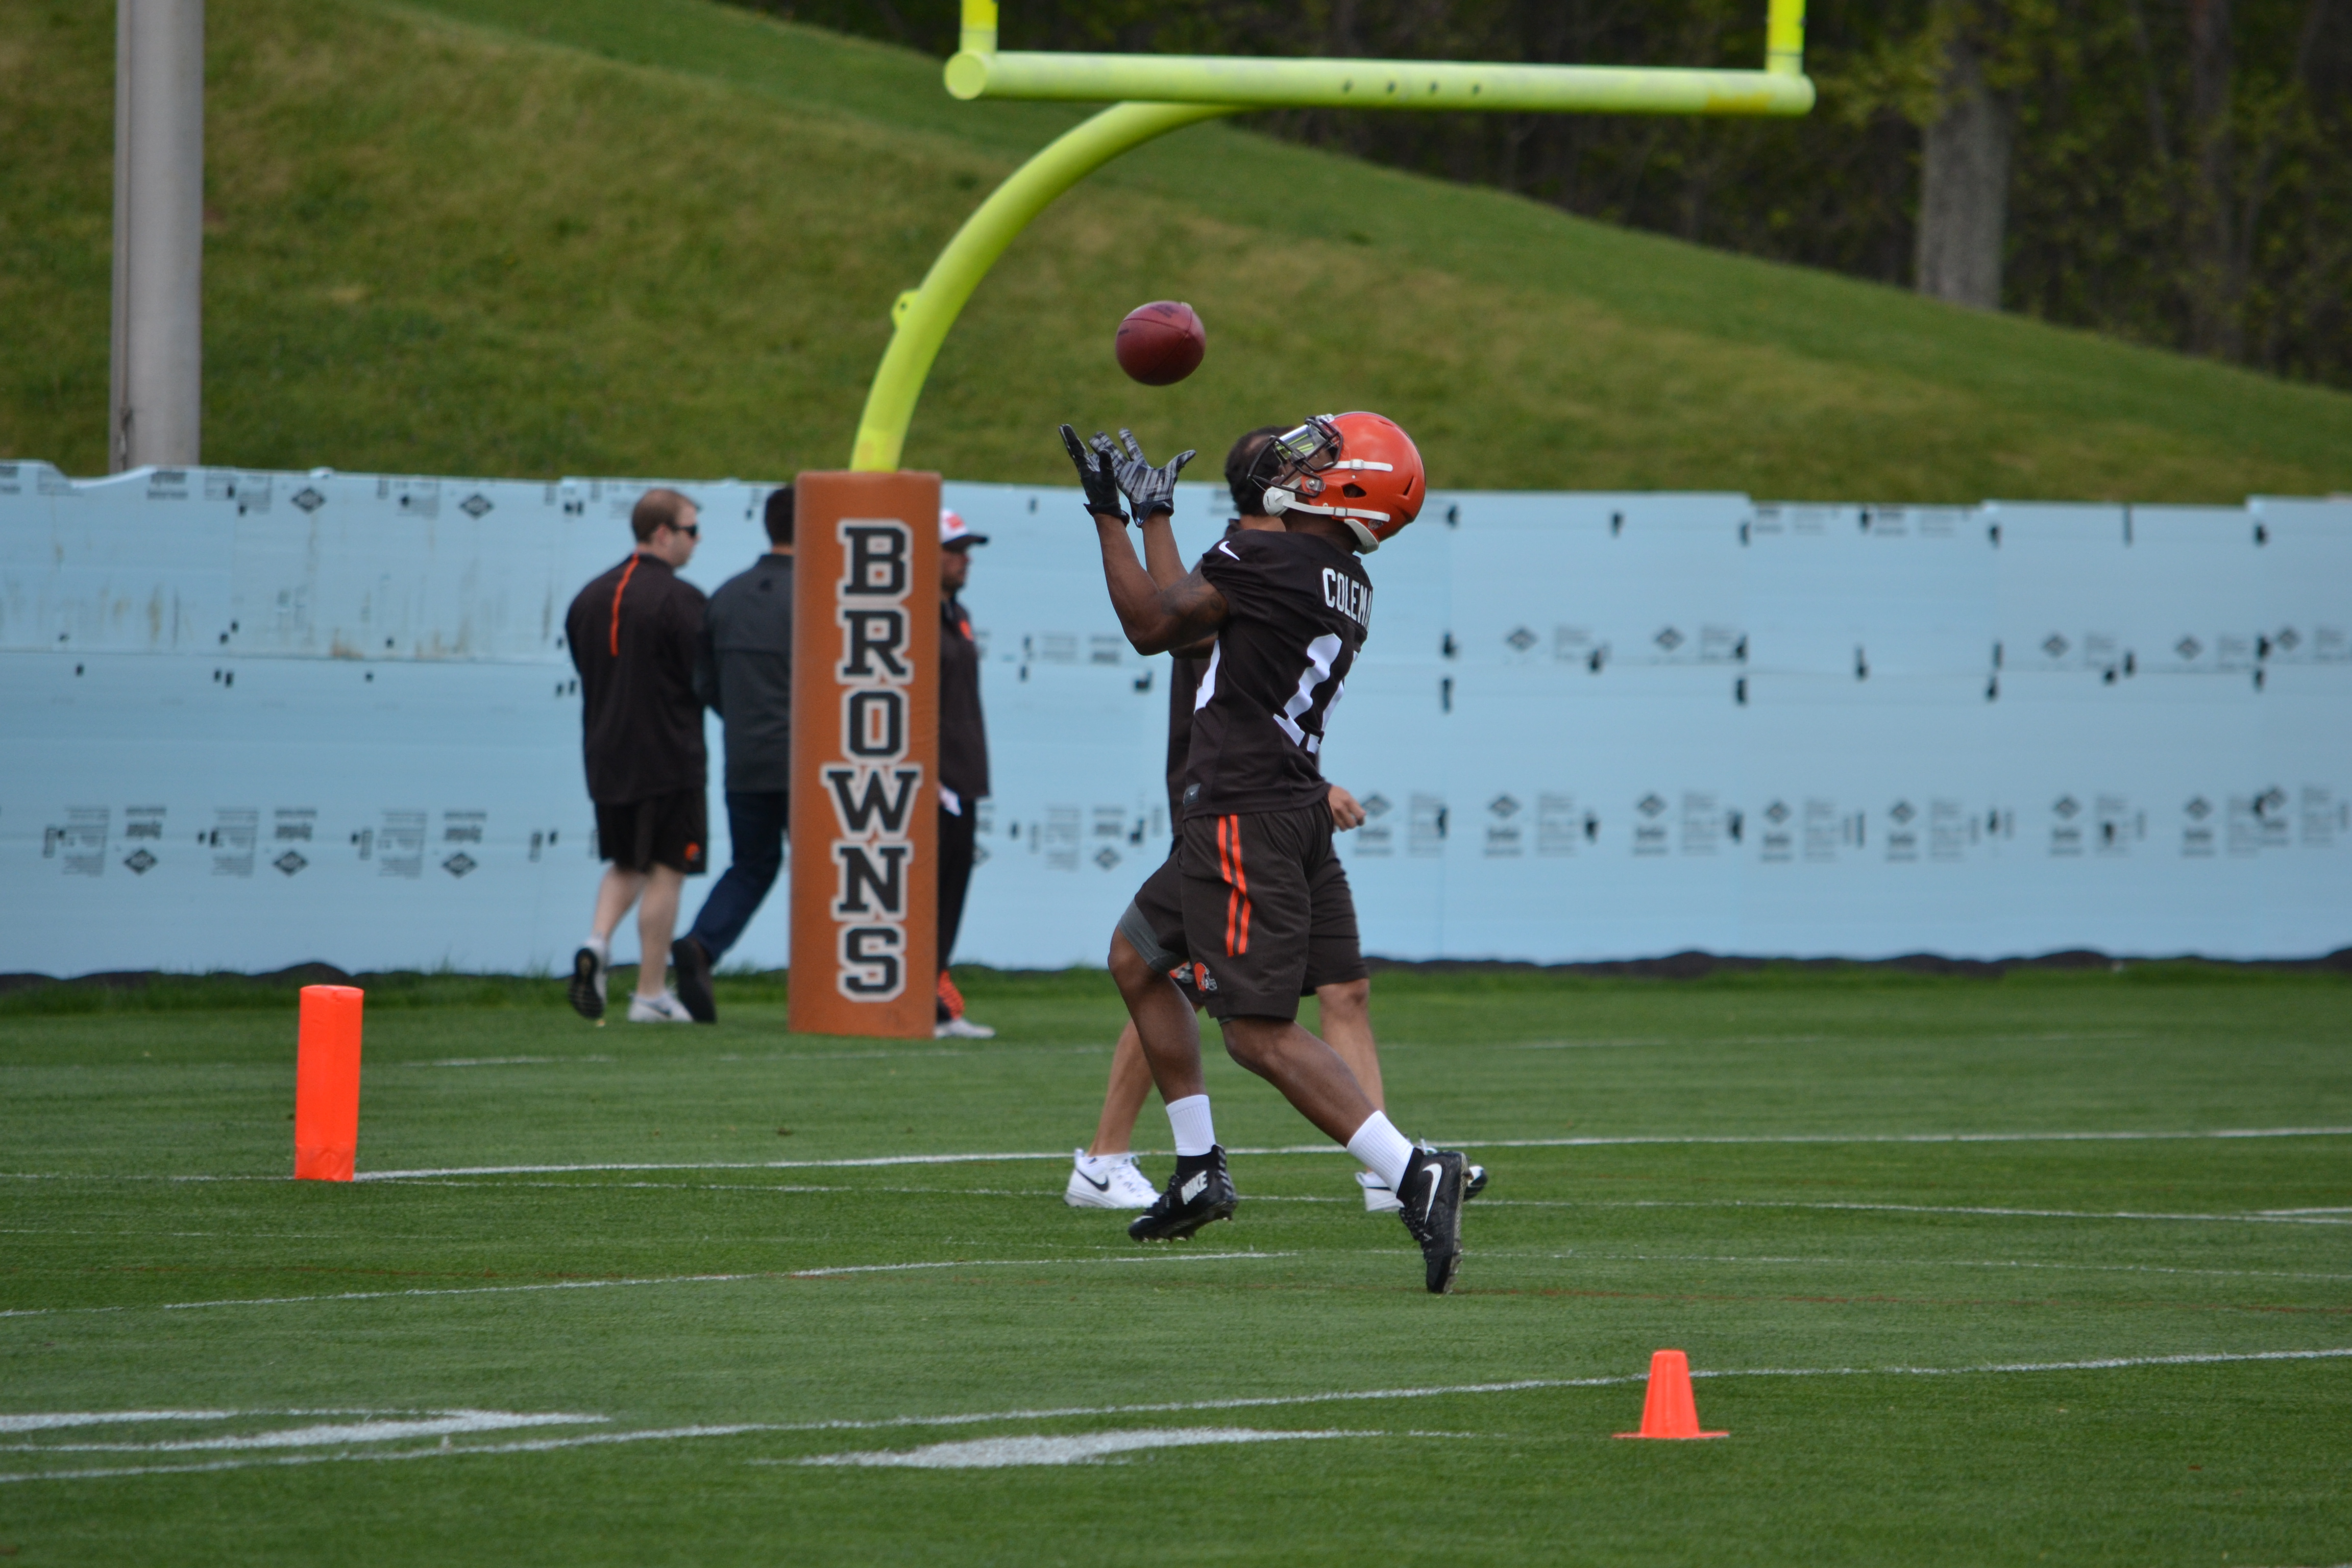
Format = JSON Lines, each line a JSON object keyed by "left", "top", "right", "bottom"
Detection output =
{"left": 1357, "top": 1169, "right": 1403, "bottom": 1213}
{"left": 1065, "top": 1150, "right": 1159, "bottom": 1209}
{"left": 934, "top": 1016, "right": 996, "bottom": 1039}
{"left": 627, "top": 990, "right": 695, "bottom": 1023}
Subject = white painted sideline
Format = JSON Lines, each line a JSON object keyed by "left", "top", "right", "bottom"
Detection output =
{"left": 342, "top": 1124, "right": 2352, "bottom": 1181}
{"left": 4, "top": 1348, "right": 2346, "bottom": 1484}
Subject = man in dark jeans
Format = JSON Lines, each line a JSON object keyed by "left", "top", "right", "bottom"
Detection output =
{"left": 935, "top": 507, "right": 994, "bottom": 1039}
{"left": 670, "top": 485, "right": 796, "bottom": 1025}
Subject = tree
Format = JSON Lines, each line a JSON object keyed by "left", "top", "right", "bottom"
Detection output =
{"left": 1915, "top": 1, "right": 2015, "bottom": 309}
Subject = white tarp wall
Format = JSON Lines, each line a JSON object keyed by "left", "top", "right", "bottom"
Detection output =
{"left": 2, "top": 460, "right": 2345, "bottom": 976}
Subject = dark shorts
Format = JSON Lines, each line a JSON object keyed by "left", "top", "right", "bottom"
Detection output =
{"left": 1175, "top": 803, "right": 1366, "bottom": 1021}
{"left": 594, "top": 788, "right": 708, "bottom": 875}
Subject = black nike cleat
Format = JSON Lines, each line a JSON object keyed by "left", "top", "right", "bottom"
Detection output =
{"left": 1465, "top": 1164, "right": 1489, "bottom": 1200}
{"left": 1128, "top": 1146, "right": 1239, "bottom": 1242}
{"left": 567, "top": 945, "right": 606, "bottom": 1022}
{"left": 672, "top": 936, "right": 717, "bottom": 1024}
{"left": 1395, "top": 1147, "right": 1466, "bottom": 1294}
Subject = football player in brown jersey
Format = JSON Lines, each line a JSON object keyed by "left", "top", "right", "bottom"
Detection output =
{"left": 1062, "top": 413, "right": 1476, "bottom": 1293}
{"left": 1065, "top": 430, "right": 1399, "bottom": 1214}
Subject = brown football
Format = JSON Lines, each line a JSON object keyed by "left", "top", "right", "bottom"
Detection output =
{"left": 1114, "top": 301, "right": 1206, "bottom": 386}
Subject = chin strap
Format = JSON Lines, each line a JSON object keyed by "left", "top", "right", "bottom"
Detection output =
{"left": 1263, "top": 488, "right": 1385, "bottom": 551}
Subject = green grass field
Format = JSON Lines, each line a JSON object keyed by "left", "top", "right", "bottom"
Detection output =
{"left": 3, "top": 966, "right": 2347, "bottom": 1564}
{"left": 6, "top": 0, "right": 2352, "bottom": 499}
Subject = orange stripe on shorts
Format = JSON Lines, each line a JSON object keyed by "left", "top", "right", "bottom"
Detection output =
{"left": 1222, "top": 814, "right": 1252, "bottom": 956}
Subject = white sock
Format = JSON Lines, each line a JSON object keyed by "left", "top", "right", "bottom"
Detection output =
{"left": 1165, "top": 1094, "right": 1217, "bottom": 1157}
{"left": 584, "top": 935, "right": 610, "bottom": 963}
{"left": 1346, "top": 1112, "right": 1414, "bottom": 1189}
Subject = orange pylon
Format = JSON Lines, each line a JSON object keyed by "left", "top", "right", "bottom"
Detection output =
{"left": 1614, "top": 1349, "right": 1728, "bottom": 1439}
{"left": 293, "top": 985, "right": 364, "bottom": 1181}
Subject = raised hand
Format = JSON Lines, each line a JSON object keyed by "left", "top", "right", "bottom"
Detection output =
{"left": 1059, "top": 424, "right": 1127, "bottom": 522}
{"left": 1111, "top": 428, "right": 1196, "bottom": 522}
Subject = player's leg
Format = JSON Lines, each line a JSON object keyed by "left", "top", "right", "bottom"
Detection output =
{"left": 1065, "top": 1020, "right": 1161, "bottom": 1209}
{"left": 1298, "top": 853, "right": 1399, "bottom": 1209}
{"left": 1075, "top": 859, "right": 1197, "bottom": 1210}
{"left": 1109, "top": 924, "right": 1230, "bottom": 1240}
{"left": 591, "top": 865, "right": 648, "bottom": 943}
{"left": 674, "top": 788, "right": 787, "bottom": 1024}
{"left": 572, "top": 801, "right": 649, "bottom": 1021}
{"left": 632, "top": 865, "right": 684, "bottom": 992}
{"left": 1310, "top": 978, "right": 1400, "bottom": 1209}
{"left": 1187, "top": 807, "right": 1370, "bottom": 1139}
{"left": 624, "top": 790, "right": 704, "bottom": 1022}
{"left": 934, "top": 800, "right": 992, "bottom": 1038}
{"left": 1315, "top": 979, "right": 1384, "bottom": 1107}
{"left": 1107, "top": 928, "right": 1207, "bottom": 1105}
{"left": 1089, "top": 1022, "right": 1157, "bottom": 1155}
{"left": 1191, "top": 807, "right": 1468, "bottom": 1291}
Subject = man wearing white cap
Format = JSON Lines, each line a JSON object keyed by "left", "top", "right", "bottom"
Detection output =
{"left": 936, "top": 508, "right": 995, "bottom": 1038}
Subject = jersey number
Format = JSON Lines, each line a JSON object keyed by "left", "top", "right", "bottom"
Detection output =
{"left": 1272, "top": 633, "right": 1345, "bottom": 755}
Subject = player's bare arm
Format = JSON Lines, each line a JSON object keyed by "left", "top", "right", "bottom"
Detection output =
{"left": 1328, "top": 783, "right": 1367, "bottom": 831}
{"left": 1099, "top": 547, "right": 1229, "bottom": 655}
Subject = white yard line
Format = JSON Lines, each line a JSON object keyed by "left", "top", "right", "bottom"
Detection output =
{"left": 402, "top": 1057, "right": 614, "bottom": 1068}
{"left": 1521, "top": 1250, "right": 2352, "bottom": 1284}
{"left": 4, "top": 1124, "right": 2344, "bottom": 1187}
{"left": 11, "top": 1411, "right": 603, "bottom": 1453}
{"left": 1468, "top": 1197, "right": 2352, "bottom": 1226}
{"left": 0, "top": 1251, "right": 1293, "bottom": 1320}
{"left": 788, "top": 1426, "right": 1381, "bottom": 1469}
{"left": 4, "top": 1347, "right": 2347, "bottom": 1485}
{"left": 324, "top": 1124, "right": 2352, "bottom": 1180}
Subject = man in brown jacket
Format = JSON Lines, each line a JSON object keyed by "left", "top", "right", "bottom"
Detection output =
{"left": 564, "top": 488, "right": 709, "bottom": 1023}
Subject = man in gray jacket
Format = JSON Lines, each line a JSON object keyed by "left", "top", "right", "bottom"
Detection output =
{"left": 672, "top": 485, "right": 795, "bottom": 1023}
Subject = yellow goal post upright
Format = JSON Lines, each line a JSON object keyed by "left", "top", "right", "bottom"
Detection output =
{"left": 845, "top": 0, "right": 1814, "bottom": 472}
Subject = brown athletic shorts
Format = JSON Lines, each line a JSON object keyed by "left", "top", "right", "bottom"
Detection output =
{"left": 594, "top": 788, "right": 708, "bottom": 875}
{"left": 1174, "top": 803, "right": 1366, "bottom": 1021}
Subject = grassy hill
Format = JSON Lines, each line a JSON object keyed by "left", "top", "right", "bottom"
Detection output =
{"left": 4, "top": 0, "right": 2350, "bottom": 500}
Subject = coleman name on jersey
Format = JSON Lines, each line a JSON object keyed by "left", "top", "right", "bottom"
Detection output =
{"left": 1320, "top": 567, "right": 1372, "bottom": 631}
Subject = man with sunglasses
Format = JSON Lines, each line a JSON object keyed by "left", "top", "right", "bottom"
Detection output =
{"left": 1062, "top": 415, "right": 1476, "bottom": 1294}
{"left": 564, "top": 487, "right": 710, "bottom": 1024}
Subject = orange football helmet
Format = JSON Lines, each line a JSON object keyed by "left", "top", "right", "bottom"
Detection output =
{"left": 1259, "top": 411, "right": 1426, "bottom": 552}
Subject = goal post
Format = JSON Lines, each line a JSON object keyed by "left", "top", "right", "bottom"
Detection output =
{"left": 847, "top": 0, "right": 1813, "bottom": 475}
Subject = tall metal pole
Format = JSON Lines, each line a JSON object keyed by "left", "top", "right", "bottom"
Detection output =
{"left": 110, "top": 0, "right": 205, "bottom": 473}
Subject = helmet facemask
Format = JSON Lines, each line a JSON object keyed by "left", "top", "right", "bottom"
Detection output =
{"left": 1259, "top": 414, "right": 1402, "bottom": 552}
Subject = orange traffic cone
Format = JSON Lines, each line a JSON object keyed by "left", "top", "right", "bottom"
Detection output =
{"left": 1614, "top": 1350, "right": 1728, "bottom": 1439}
{"left": 293, "top": 985, "right": 364, "bottom": 1181}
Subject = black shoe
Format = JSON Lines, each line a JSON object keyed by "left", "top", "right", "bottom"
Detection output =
{"left": 1128, "top": 1146, "right": 1239, "bottom": 1242}
{"left": 1465, "top": 1164, "right": 1488, "bottom": 1200}
{"left": 672, "top": 936, "right": 717, "bottom": 1024}
{"left": 567, "top": 945, "right": 606, "bottom": 1022}
{"left": 1395, "top": 1147, "right": 1466, "bottom": 1294}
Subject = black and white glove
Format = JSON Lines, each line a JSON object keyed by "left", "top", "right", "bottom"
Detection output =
{"left": 1111, "top": 428, "right": 1195, "bottom": 522}
{"left": 1059, "top": 424, "right": 1127, "bottom": 522}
